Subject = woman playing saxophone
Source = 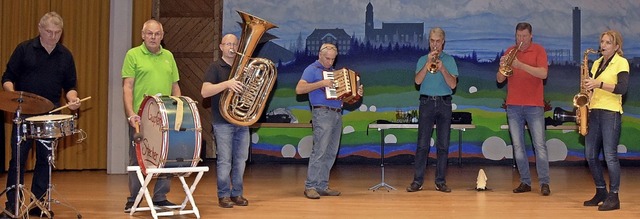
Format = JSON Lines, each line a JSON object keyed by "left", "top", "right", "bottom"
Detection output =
{"left": 582, "top": 30, "right": 629, "bottom": 211}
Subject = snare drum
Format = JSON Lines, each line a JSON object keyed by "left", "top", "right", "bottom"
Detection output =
{"left": 136, "top": 95, "right": 202, "bottom": 175}
{"left": 23, "top": 114, "right": 76, "bottom": 139}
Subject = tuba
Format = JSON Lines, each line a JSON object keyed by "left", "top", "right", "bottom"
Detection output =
{"left": 573, "top": 48, "right": 600, "bottom": 135}
{"left": 498, "top": 42, "right": 523, "bottom": 77}
{"left": 219, "top": 11, "right": 278, "bottom": 126}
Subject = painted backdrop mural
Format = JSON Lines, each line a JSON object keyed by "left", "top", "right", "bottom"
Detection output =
{"left": 223, "top": 0, "right": 640, "bottom": 163}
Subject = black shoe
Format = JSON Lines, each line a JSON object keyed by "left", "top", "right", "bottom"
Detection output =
{"left": 513, "top": 183, "right": 531, "bottom": 193}
{"left": 124, "top": 201, "right": 134, "bottom": 213}
{"left": 230, "top": 196, "right": 249, "bottom": 206}
{"left": 218, "top": 197, "right": 234, "bottom": 208}
{"left": 541, "top": 184, "right": 551, "bottom": 196}
{"left": 598, "top": 192, "right": 620, "bottom": 211}
{"left": 435, "top": 183, "right": 452, "bottom": 193}
{"left": 153, "top": 200, "right": 176, "bottom": 207}
{"left": 124, "top": 200, "right": 142, "bottom": 213}
{"left": 584, "top": 188, "right": 608, "bottom": 206}
{"left": 406, "top": 182, "right": 423, "bottom": 192}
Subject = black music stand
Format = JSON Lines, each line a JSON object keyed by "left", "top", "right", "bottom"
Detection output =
{"left": 368, "top": 127, "right": 396, "bottom": 191}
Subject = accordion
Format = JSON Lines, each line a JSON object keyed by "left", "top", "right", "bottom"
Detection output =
{"left": 323, "top": 68, "right": 362, "bottom": 104}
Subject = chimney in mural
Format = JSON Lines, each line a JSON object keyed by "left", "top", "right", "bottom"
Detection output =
{"left": 572, "top": 7, "right": 581, "bottom": 64}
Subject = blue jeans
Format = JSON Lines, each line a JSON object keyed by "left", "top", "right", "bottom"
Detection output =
{"left": 4, "top": 124, "right": 51, "bottom": 209}
{"left": 213, "top": 123, "right": 249, "bottom": 198}
{"left": 305, "top": 108, "right": 342, "bottom": 190}
{"left": 127, "top": 126, "right": 171, "bottom": 203}
{"left": 585, "top": 109, "right": 621, "bottom": 193}
{"left": 411, "top": 95, "right": 452, "bottom": 185}
{"left": 506, "top": 105, "right": 549, "bottom": 185}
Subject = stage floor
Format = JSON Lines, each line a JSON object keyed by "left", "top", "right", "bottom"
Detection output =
{"left": 1, "top": 161, "right": 638, "bottom": 218}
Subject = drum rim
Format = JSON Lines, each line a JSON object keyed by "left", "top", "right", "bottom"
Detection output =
{"left": 25, "top": 114, "right": 74, "bottom": 121}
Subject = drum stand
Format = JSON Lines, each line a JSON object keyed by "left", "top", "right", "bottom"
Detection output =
{"left": 127, "top": 165, "right": 209, "bottom": 219}
{"left": 30, "top": 138, "right": 82, "bottom": 219}
{"left": 0, "top": 102, "right": 47, "bottom": 218}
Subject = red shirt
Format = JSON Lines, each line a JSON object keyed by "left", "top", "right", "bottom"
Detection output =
{"left": 505, "top": 42, "right": 548, "bottom": 106}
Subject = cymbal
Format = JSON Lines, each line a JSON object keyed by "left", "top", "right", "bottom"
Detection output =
{"left": 0, "top": 91, "right": 54, "bottom": 114}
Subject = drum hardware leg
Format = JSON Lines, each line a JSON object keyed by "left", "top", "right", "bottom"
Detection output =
{"left": 32, "top": 138, "right": 83, "bottom": 219}
{"left": 2, "top": 104, "right": 50, "bottom": 218}
{"left": 8, "top": 104, "right": 25, "bottom": 217}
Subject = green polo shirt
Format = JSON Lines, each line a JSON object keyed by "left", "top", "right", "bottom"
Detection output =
{"left": 121, "top": 43, "right": 180, "bottom": 113}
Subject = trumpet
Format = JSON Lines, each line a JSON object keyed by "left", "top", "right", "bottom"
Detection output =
{"left": 498, "top": 42, "right": 523, "bottom": 77}
{"left": 427, "top": 49, "right": 439, "bottom": 74}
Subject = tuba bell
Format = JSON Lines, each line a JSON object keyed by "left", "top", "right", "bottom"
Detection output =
{"left": 552, "top": 107, "right": 576, "bottom": 123}
{"left": 219, "top": 11, "right": 278, "bottom": 126}
{"left": 498, "top": 42, "right": 523, "bottom": 77}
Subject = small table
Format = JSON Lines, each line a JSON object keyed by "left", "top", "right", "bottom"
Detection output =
{"left": 367, "top": 123, "right": 476, "bottom": 191}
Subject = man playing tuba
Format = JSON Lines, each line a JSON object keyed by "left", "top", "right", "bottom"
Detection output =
{"left": 201, "top": 34, "right": 250, "bottom": 208}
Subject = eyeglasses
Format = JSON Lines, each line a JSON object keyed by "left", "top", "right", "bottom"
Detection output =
{"left": 144, "top": 31, "right": 163, "bottom": 38}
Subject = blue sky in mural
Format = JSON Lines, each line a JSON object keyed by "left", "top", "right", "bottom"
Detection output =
{"left": 223, "top": 0, "right": 640, "bottom": 61}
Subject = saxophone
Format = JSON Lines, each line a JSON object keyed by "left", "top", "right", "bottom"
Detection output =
{"left": 573, "top": 48, "right": 600, "bottom": 136}
{"left": 498, "top": 42, "right": 523, "bottom": 77}
{"left": 219, "top": 11, "right": 278, "bottom": 126}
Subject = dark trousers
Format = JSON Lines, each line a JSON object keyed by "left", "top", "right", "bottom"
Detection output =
{"left": 411, "top": 95, "right": 452, "bottom": 185}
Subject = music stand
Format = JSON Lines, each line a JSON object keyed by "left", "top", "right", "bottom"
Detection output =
{"left": 368, "top": 127, "right": 396, "bottom": 191}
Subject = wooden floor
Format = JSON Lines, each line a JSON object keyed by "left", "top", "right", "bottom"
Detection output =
{"left": 1, "top": 161, "right": 639, "bottom": 218}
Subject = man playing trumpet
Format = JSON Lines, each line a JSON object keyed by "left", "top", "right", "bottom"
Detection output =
{"left": 496, "top": 22, "right": 550, "bottom": 196}
{"left": 406, "top": 27, "right": 458, "bottom": 193}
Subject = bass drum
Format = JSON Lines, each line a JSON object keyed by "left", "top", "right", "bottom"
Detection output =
{"left": 136, "top": 95, "right": 202, "bottom": 175}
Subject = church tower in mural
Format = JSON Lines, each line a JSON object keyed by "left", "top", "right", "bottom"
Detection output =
{"left": 364, "top": 2, "right": 424, "bottom": 48}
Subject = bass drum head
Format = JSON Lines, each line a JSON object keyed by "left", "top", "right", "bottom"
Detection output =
{"left": 136, "top": 96, "right": 169, "bottom": 175}
{"left": 135, "top": 95, "right": 202, "bottom": 175}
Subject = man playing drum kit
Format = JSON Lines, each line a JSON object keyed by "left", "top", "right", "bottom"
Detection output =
{"left": 121, "top": 19, "right": 181, "bottom": 213}
{"left": 1, "top": 12, "right": 81, "bottom": 217}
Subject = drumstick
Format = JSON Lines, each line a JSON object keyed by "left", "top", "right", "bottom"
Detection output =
{"left": 133, "top": 120, "right": 143, "bottom": 143}
{"left": 48, "top": 96, "right": 92, "bottom": 113}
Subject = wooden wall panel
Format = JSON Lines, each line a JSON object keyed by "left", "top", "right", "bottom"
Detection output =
{"left": 158, "top": 0, "right": 222, "bottom": 158}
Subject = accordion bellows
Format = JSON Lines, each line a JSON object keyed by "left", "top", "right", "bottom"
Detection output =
{"left": 323, "top": 68, "right": 362, "bottom": 104}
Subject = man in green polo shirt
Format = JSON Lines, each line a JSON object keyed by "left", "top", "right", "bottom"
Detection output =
{"left": 121, "top": 19, "right": 181, "bottom": 213}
